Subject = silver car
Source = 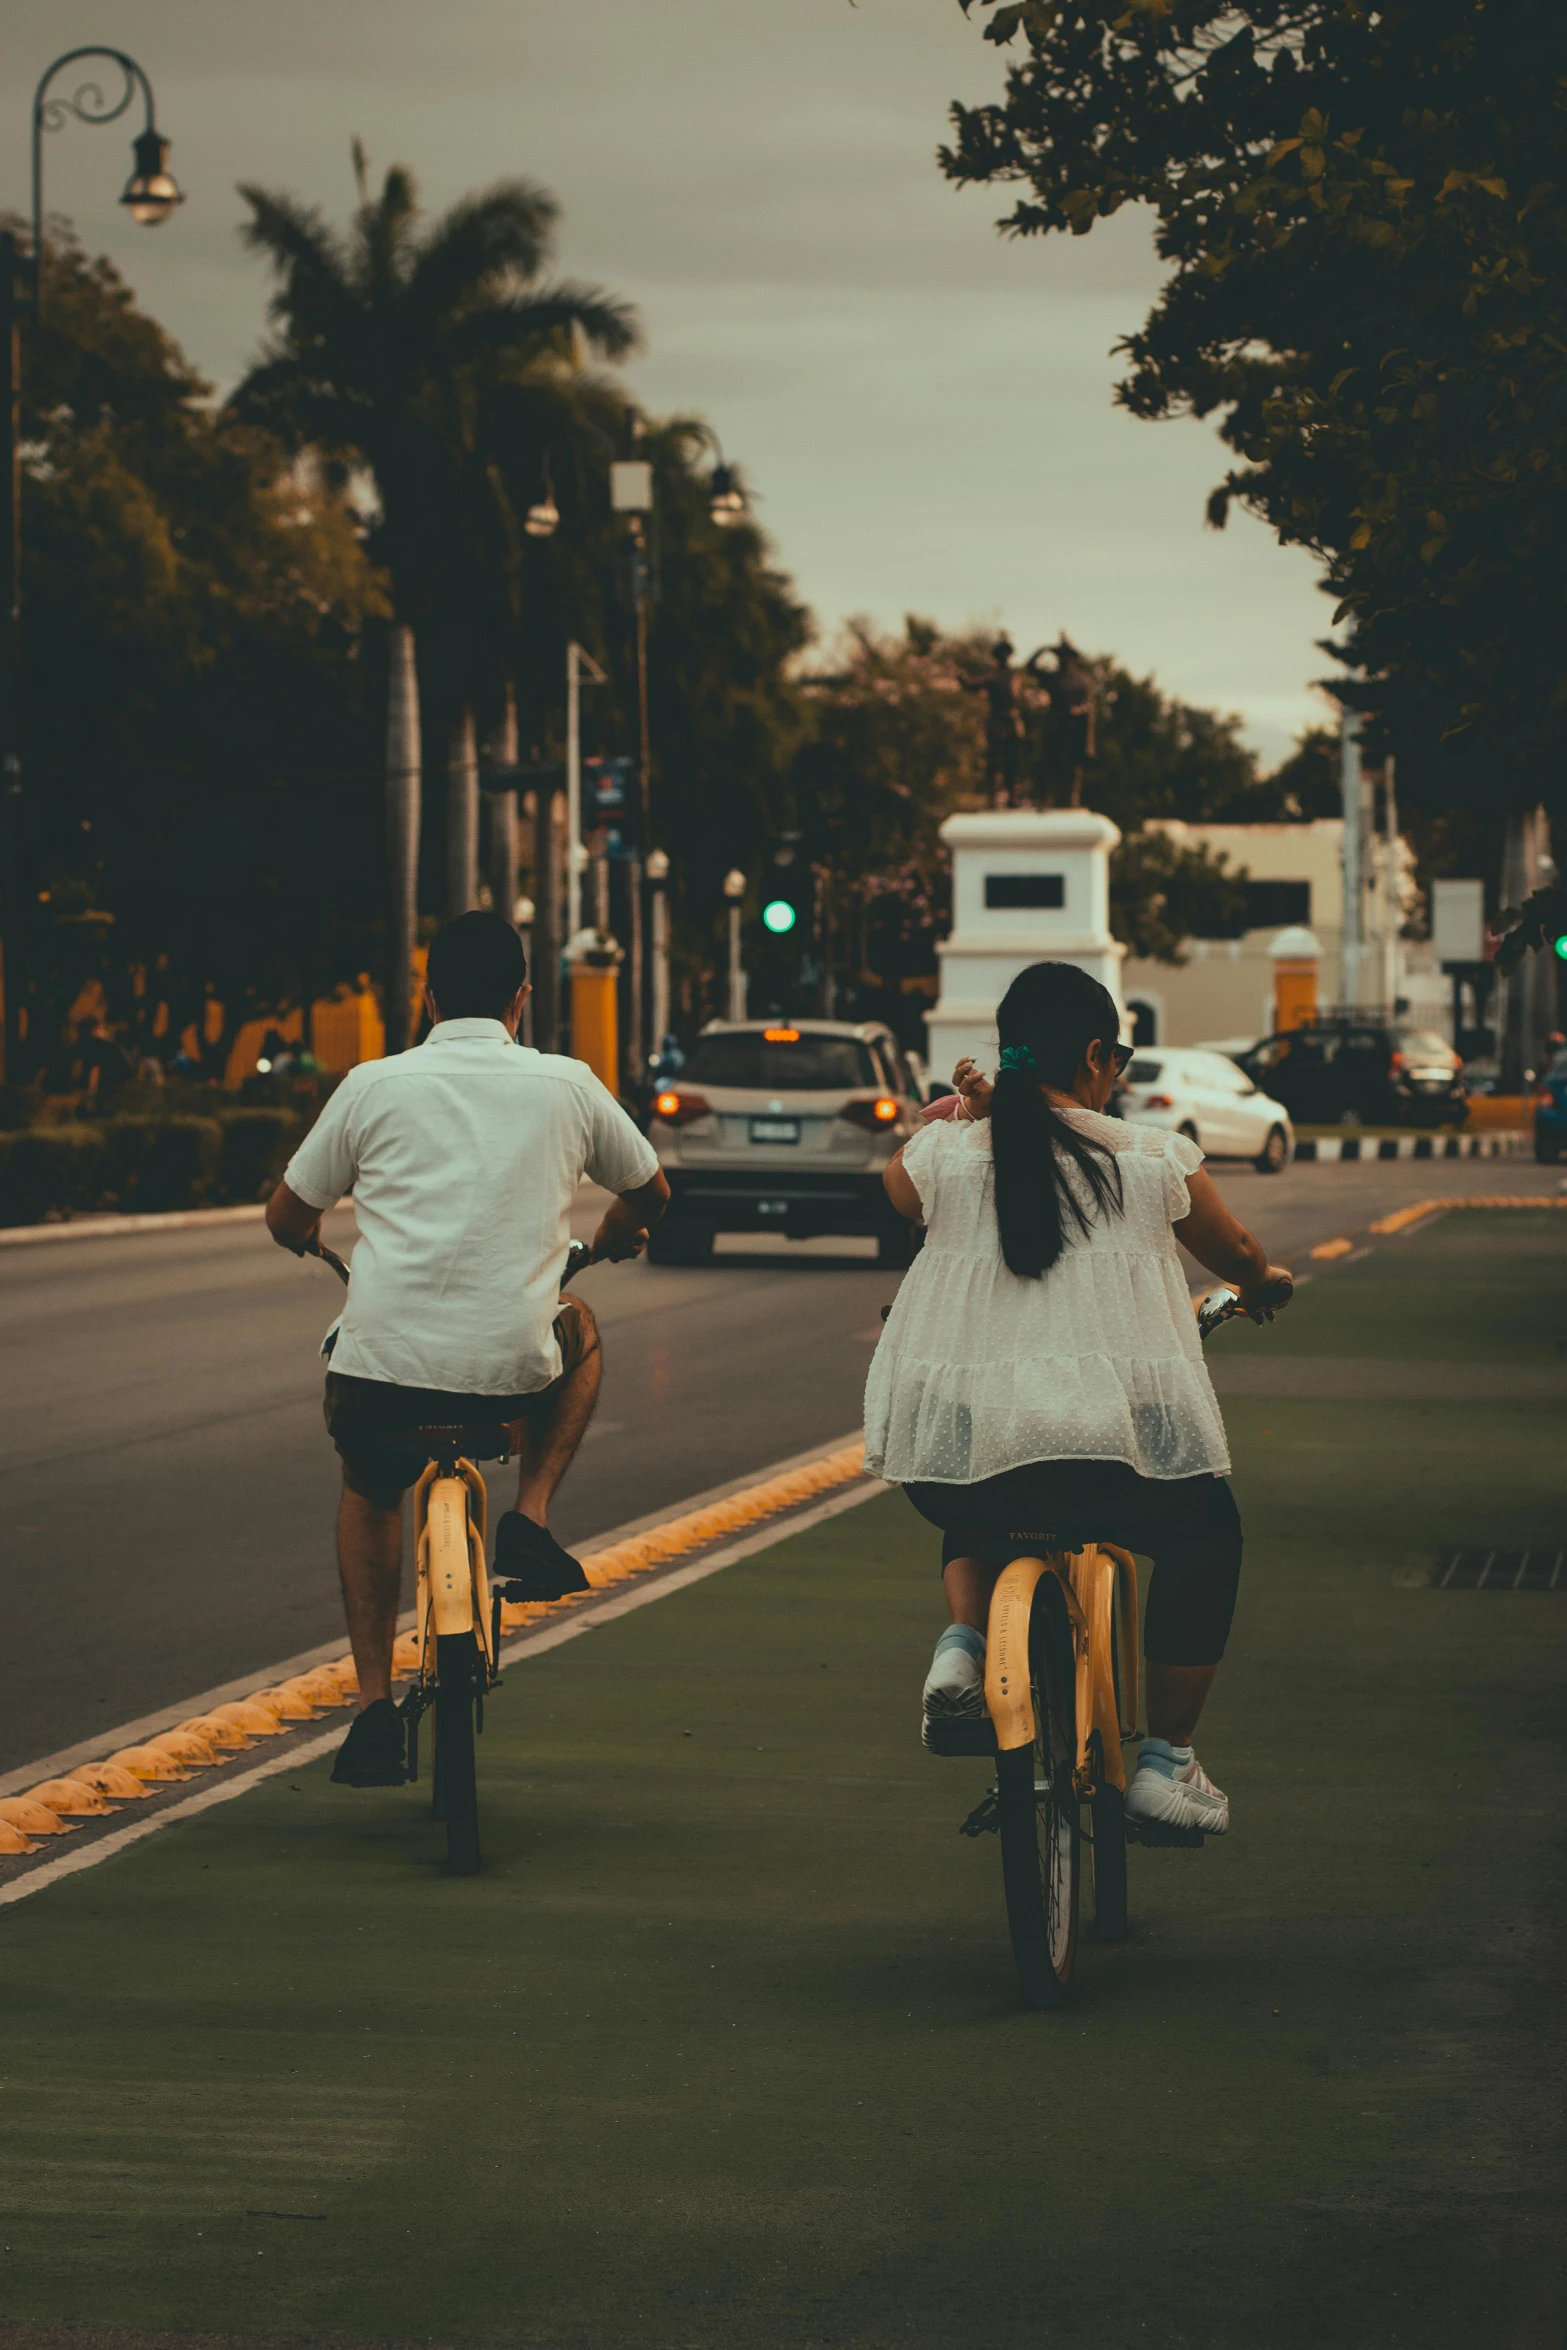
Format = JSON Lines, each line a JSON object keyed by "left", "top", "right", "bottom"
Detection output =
{"left": 646, "top": 1018, "right": 924, "bottom": 1264}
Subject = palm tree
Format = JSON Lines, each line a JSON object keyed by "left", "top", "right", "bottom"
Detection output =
{"left": 232, "top": 146, "right": 637, "bottom": 1047}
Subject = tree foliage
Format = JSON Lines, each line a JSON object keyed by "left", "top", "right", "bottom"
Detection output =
{"left": 943, "top": 0, "right": 1567, "bottom": 817}
{"left": 15, "top": 224, "right": 386, "bottom": 1076}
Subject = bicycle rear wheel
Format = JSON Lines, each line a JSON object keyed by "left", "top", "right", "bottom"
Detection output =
{"left": 432, "top": 1631, "right": 481, "bottom": 1876}
{"left": 996, "top": 1576, "right": 1079, "bottom": 2008}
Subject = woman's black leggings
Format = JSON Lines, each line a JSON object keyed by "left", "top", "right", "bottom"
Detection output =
{"left": 903, "top": 1458, "right": 1243, "bottom": 1668}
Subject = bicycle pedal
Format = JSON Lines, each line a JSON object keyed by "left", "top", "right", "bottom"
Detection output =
{"left": 924, "top": 1717, "right": 997, "bottom": 1759}
{"left": 1125, "top": 1817, "right": 1205, "bottom": 1850}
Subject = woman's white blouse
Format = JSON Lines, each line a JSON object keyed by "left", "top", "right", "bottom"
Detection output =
{"left": 863, "top": 1106, "right": 1231, "bottom": 1486}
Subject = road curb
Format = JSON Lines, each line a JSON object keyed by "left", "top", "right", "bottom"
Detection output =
{"left": 0, "top": 1203, "right": 268, "bottom": 1247}
{"left": 1292, "top": 1131, "right": 1528, "bottom": 1162}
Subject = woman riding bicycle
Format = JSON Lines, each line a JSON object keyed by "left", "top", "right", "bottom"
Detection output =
{"left": 863, "top": 961, "right": 1291, "bottom": 1837}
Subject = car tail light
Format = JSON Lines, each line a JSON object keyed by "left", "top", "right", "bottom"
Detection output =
{"left": 652, "top": 1089, "right": 711, "bottom": 1127}
{"left": 763, "top": 1027, "right": 800, "bottom": 1043}
{"left": 1143, "top": 1092, "right": 1175, "bottom": 1110}
{"left": 1389, "top": 1050, "right": 1406, "bottom": 1075}
{"left": 842, "top": 1095, "right": 901, "bottom": 1131}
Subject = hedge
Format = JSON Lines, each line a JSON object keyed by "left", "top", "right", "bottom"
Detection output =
{"left": 0, "top": 1106, "right": 309, "bottom": 1226}
{"left": 216, "top": 1108, "right": 306, "bottom": 1203}
{"left": 101, "top": 1116, "right": 223, "bottom": 1214}
{"left": 0, "top": 1125, "right": 107, "bottom": 1226}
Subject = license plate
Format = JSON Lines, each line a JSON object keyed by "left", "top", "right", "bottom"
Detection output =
{"left": 750, "top": 1117, "right": 800, "bottom": 1144}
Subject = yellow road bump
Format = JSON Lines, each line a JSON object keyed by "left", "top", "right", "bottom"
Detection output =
{"left": 1310, "top": 1237, "right": 1355, "bottom": 1260}
{"left": 1369, "top": 1200, "right": 1447, "bottom": 1235}
{"left": 30, "top": 1778, "right": 117, "bottom": 1818}
{"left": 6, "top": 1436, "right": 874, "bottom": 1860}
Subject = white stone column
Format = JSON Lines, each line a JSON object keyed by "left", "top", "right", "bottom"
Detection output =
{"left": 925, "top": 808, "right": 1126, "bottom": 1077}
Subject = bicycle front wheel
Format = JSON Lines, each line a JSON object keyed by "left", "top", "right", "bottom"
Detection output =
{"left": 996, "top": 1577, "right": 1079, "bottom": 2008}
{"left": 432, "top": 1631, "right": 481, "bottom": 1877}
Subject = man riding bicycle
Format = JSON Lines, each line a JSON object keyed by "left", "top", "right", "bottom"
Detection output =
{"left": 265, "top": 911, "right": 669, "bottom": 1788}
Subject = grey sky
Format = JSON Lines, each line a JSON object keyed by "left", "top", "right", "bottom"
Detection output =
{"left": 3, "top": 0, "right": 1332, "bottom": 761}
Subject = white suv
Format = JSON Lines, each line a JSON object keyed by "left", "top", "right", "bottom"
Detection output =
{"left": 1118, "top": 1047, "right": 1294, "bottom": 1173}
{"left": 646, "top": 1018, "right": 923, "bottom": 1264}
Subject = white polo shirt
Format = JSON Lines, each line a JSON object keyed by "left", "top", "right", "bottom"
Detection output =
{"left": 284, "top": 1020, "right": 659, "bottom": 1396}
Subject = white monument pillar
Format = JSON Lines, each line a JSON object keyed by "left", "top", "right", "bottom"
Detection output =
{"left": 925, "top": 808, "right": 1125, "bottom": 1077}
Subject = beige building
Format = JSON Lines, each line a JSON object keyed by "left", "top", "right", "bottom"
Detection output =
{"left": 1120, "top": 818, "right": 1428, "bottom": 1048}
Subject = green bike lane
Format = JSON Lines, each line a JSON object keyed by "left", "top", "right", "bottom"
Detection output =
{"left": 1, "top": 1209, "right": 1563, "bottom": 2350}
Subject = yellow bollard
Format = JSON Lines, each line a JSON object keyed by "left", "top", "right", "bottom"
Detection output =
{"left": 568, "top": 931, "right": 624, "bottom": 1092}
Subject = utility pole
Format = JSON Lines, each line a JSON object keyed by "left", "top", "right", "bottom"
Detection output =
{"left": 1381, "top": 754, "right": 1400, "bottom": 1014}
{"left": 1338, "top": 707, "right": 1364, "bottom": 1012}
{"left": 724, "top": 867, "right": 746, "bottom": 1021}
{"left": 0, "top": 234, "right": 24, "bottom": 1087}
{"left": 646, "top": 848, "right": 670, "bottom": 1052}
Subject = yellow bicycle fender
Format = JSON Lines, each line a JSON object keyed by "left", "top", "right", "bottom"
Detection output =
{"left": 1103, "top": 1543, "right": 1141, "bottom": 1744}
{"left": 423, "top": 1475, "right": 475, "bottom": 1637}
{"left": 985, "top": 1557, "right": 1049, "bottom": 1754}
{"left": 1070, "top": 1546, "right": 1125, "bottom": 1792}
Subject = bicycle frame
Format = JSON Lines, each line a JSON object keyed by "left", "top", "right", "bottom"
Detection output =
{"left": 984, "top": 1544, "right": 1140, "bottom": 1793}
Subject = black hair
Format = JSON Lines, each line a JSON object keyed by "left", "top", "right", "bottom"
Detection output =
{"left": 990, "top": 961, "right": 1124, "bottom": 1279}
{"left": 425, "top": 911, "right": 528, "bottom": 1020}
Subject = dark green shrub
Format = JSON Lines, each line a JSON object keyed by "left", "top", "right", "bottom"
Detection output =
{"left": 100, "top": 1115, "right": 222, "bottom": 1213}
{"left": 0, "top": 1124, "right": 106, "bottom": 1225}
{"left": 216, "top": 1108, "right": 305, "bottom": 1203}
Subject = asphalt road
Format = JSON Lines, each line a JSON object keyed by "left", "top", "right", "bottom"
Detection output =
{"left": 1, "top": 1148, "right": 1553, "bottom": 1773}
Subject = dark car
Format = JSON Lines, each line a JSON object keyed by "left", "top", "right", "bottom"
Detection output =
{"left": 1238, "top": 1021, "right": 1466, "bottom": 1129}
{"left": 1534, "top": 1049, "right": 1567, "bottom": 1163}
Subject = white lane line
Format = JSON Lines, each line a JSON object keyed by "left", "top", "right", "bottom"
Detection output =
{"left": 0, "top": 1205, "right": 269, "bottom": 1249}
{"left": 0, "top": 1476, "right": 890, "bottom": 1910}
{"left": 0, "top": 1426, "right": 868, "bottom": 1799}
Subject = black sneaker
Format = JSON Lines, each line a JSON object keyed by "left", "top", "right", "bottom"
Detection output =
{"left": 493, "top": 1510, "right": 591, "bottom": 1601}
{"left": 330, "top": 1697, "right": 408, "bottom": 1787}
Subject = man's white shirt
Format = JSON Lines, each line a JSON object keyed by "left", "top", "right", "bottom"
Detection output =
{"left": 284, "top": 1020, "right": 659, "bottom": 1395}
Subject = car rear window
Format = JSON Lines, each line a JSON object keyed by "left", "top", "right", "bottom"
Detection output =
{"left": 1395, "top": 1031, "right": 1453, "bottom": 1061}
{"left": 1126, "top": 1058, "right": 1162, "bottom": 1083}
{"left": 682, "top": 1034, "right": 880, "bottom": 1091}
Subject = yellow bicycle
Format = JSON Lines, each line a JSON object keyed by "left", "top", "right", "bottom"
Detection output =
{"left": 314, "top": 1238, "right": 595, "bottom": 1877}
{"left": 941, "top": 1278, "right": 1285, "bottom": 2008}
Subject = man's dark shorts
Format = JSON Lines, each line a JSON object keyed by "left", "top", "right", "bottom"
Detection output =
{"left": 324, "top": 1296, "right": 597, "bottom": 1509}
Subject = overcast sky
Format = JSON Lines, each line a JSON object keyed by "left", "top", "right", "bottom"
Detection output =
{"left": 2, "top": 0, "right": 1333, "bottom": 762}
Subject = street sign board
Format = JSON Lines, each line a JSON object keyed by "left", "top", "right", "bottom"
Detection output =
{"left": 1431, "top": 878, "right": 1485, "bottom": 964}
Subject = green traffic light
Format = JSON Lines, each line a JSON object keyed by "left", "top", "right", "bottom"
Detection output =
{"left": 762, "top": 899, "right": 797, "bottom": 935}
{"left": 1554, "top": 932, "right": 1567, "bottom": 961}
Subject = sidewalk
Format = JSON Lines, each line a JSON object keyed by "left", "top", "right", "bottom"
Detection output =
{"left": 0, "top": 1210, "right": 1563, "bottom": 2350}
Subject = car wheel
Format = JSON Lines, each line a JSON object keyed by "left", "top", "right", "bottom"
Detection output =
{"left": 877, "top": 1226, "right": 921, "bottom": 1269}
{"left": 646, "top": 1217, "right": 714, "bottom": 1267}
{"left": 1177, "top": 1121, "right": 1199, "bottom": 1147}
{"left": 1254, "top": 1124, "right": 1289, "bottom": 1175}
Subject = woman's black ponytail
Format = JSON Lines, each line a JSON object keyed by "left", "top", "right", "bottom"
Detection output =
{"left": 990, "top": 962, "right": 1124, "bottom": 1278}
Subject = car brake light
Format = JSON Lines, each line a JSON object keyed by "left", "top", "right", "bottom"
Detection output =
{"left": 842, "top": 1095, "right": 901, "bottom": 1131}
{"left": 1389, "top": 1050, "right": 1405, "bottom": 1075}
{"left": 652, "top": 1089, "right": 711, "bottom": 1127}
{"left": 1144, "top": 1092, "right": 1174, "bottom": 1110}
{"left": 763, "top": 1027, "right": 800, "bottom": 1042}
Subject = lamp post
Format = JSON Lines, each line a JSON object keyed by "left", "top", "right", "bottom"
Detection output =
{"left": 723, "top": 867, "right": 746, "bottom": 1022}
{"left": 1, "top": 49, "right": 182, "bottom": 1083}
{"left": 646, "top": 847, "right": 670, "bottom": 1065}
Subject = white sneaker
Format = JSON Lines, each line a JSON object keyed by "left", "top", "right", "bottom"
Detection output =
{"left": 1125, "top": 1740, "right": 1229, "bottom": 1835}
{"left": 921, "top": 1627, "right": 986, "bottom": 1749}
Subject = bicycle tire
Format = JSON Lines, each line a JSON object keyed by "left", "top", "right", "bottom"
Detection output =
{"left": 432, "top": 1631, "right": 481, "bottom": 1877}
{"left": 996, "top": 1577, "right": 1079, "bottom": 2008}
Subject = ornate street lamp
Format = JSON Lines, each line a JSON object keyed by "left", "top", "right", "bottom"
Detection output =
{"left": 1, "top": 50, "right": 182, "bottom": 1082}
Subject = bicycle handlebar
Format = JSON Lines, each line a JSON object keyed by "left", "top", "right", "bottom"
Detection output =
{"left": 1196, "top": 1271, "right": 1294, "bottom": 1341}
{"left": 306, "top": 1235, "right": 598, "bottom": 1293}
